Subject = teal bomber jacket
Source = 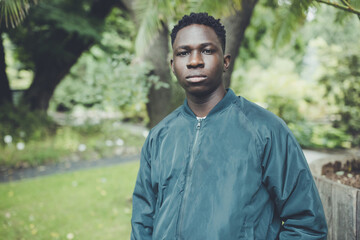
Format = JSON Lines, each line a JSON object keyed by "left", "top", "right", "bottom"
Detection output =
{"left": 131, "top": 89, "right": 327, "bottom": 239}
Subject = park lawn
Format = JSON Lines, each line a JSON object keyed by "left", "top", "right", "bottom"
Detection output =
{"left": 0, "top": 161, "right": 139, "bottom": 240}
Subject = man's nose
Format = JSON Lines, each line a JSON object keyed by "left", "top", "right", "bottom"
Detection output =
{"left": 187, "top": 51, "right": 204, "bottom": 68}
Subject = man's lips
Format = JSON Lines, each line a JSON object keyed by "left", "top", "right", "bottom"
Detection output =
{"left": 185, "top": 75, "right": 207, "bottom": 83}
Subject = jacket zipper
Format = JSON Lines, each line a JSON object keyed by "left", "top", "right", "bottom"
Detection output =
{"left": 177, "top": 118, "right": 202, "bottom": 239}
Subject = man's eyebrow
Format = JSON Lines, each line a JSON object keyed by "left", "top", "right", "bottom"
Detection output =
{"left": 200, "top": 42, "right": 216, "bottom": 47}
{"left": 176, "top": 45, "right": 191, "bottom": 50}
{"left": 175, "top": 42, "right": 217, "bottom": 50}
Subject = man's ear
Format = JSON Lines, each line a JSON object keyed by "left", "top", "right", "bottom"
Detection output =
{"left": 170, "top": 59, "right": 175, "bottom": 74}
{"left": 223, "top": 54, "right": 231, "bottom": 72}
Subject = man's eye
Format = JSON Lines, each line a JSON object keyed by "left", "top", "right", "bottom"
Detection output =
{"left": 202, "top": 49, "right": 213, "bottom": 54}
{"left": 176, "top": 51, "right": 188, "bottom": 56}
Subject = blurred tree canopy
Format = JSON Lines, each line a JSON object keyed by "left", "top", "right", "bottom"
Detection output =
{"left": 233, "top": 1, "right": 360, "bottom": 147}
{"left": 0, "top": 0, "right": 38, "bottom": 28}
{"left": 318, "top": 42, "right": 360, "bottom": 146}
{"left": 2, "top": 0, "right": 128, "bottom": 111}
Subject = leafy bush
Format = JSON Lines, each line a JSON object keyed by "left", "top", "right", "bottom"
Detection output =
{"left": 289, "top": 122, "right": 351, "bottom": 149}
{"left": 51, "top": 50, "right": 158, "bottom": 123}
{"left": 0, "top": 117, "right": 146, "bottom": 169}
{"left": 0, "top": 104, "right": 56, "bottom": 145}
{"left": 265, "top": 95, "right": 303, "bottom": 124}
{"left": 311, "top": 124, "right": 351, "bottom": 149}
{"left": 288, "top": 121, "right": 314, "bottom": 148}
{"left": 49, "top": 7, "right": 154, "bottom": 123}
{"left": 316, "top": 41, "right": 360, "bottom": 147}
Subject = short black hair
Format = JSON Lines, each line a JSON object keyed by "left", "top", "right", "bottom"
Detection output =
{"left": 171, "top": 12, "right": 226, "bottom": 52}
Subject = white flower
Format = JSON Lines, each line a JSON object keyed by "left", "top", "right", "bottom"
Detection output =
{"left": 66, "top": 233, "right": 74, "bottom": 239}
{"left": 105, "top": 140, "right": 113, "bottom": 147}
{"left": 4, "top": 135, "right": 12, "bottom": 144}
{"left": 142, "top": 130, "right": 149, "bottom": 138}
{"left": 124, "top": 207, "right": 131, "bottom": 214}
{"left": 16, "top": 142, "right": 25, "bottom": 151}
{"left": 78, "top": 144, "right": 86, "bottom": 152}
{"left": 116, "top": 138, "right": 124, "bottom": 146}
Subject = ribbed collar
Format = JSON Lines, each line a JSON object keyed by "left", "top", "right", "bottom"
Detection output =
{"left": 182, "top": 89, "right": 237, "bottom": 119}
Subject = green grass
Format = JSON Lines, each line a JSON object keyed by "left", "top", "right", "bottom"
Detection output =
{"left": 0, "top": 162, "right": 139, "bottom": 240}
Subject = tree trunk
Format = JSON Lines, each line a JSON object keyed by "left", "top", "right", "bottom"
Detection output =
{"left": 145, "top": 24, "right": 173, "bottom": 128}
{"left": 222, "top": 0, "right": 258, "bottom": 88}
{"left": 22, "top": 59, "right": 78, "bottom": 111}
{"left": 21, "top": 0, "right": 119, "bottom": 111}
{"left": 0, "top": 32, "right": 13, "bottom": 105}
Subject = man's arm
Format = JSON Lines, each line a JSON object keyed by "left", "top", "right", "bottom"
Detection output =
{"left": 131, "top": 137, "right": 156, "bottom": 240}
{"left": 261, "top": 130, "right": 328, "bottom": 239}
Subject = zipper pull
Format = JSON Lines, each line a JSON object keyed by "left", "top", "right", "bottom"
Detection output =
{"left": 196, "top": 120, "right": 201, "bottom": 129}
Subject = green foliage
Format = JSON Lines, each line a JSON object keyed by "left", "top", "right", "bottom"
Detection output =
{"left": 238, "top": 3, "right": 275, "bottom": 61}
{"left": 0, "top": 104, "right": 56, "bottom": 144}
{"left": 35, "top": 2, "right": 101, "bottom": 39}
{"left": 51, "top": 49, "right": 158, "bottom": 123}
{"left": 101, "top": 8, "right": 135, "bottom": 53}
{"left": 289, "top": 122, "right": 351, "bottom": 149}
{"left": 297, "top": 6, "right": 360, "bottom": 147}
{"left": 0, "top": 118, "right": 146, "bottom": 168}
{"left": 133, "top": 0, "right": 177, "bottom": 56}
{"left": 311, "top": 123, "right": 351, "bottom": 148}
{"left": 238, "top": 3, "right": 307, "bottom": 71}
{"left": 272, "top": 0, "right": 311, "bottom": 48}
{"left": 133, "top": 0, "right": 238, "bottom": 56}
{"left": 271, "top": 0, "right": 360, "bottom": 49}
{"left": 187, "top": 0, "right": 236, "bottom": 16}
{"left": 0, "top": 162, "right": 138, "bottom": 239}
{"left": 0, "top": 142, "right": 67, "bottom": 168}
{"left": 0, "top": 0, "right": 38, "bottom": 28}
{"left": 6, "top": 0, "right": 112, "bottom": 70}
{"left": 2, "top": 0, "right": 359, "bottom": 152}
{"left": 265, "top": 95, "right": 303, "bottom": 124}
{"left": 228, "top": 2, "right": 360, "bottom": 150}
{"left": 288, "top": 121, "right": 314, "bottom": 148}
{"left": 318, "top": 43, "right": 360, "bottom": 146}
{"left": 2, "top": 33, "right": 33, "bottom": 90}
{"left": 44, "top": 5, "right": 154, "bottom": 122}
{"left": 301, "top": 5, "right": 360, "bottom": 46}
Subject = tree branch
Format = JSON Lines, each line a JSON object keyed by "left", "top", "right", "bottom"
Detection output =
{"left": 340, "top": 0, "right": 352, "bottom": 9}
{"left": 315, "top": 0, "right": 360, "bottom": 15}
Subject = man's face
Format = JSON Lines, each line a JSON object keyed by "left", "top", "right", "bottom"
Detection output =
{"left": 171, "top": 24, "right": 230, "bottom": 97}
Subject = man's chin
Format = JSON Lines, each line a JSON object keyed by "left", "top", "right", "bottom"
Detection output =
{"left": 185, "top": 87, "right": 214, "bottom": 98}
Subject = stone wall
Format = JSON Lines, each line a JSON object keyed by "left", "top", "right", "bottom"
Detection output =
{"left": 314, "top": 175, "right": 360, "bottom": 240}
{"left": 309, "top": 151, "right": 360, "bottom": 240}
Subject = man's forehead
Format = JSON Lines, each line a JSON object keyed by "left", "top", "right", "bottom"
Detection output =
{"left": 172, "top": 24, "right": 221, "bottom": 48}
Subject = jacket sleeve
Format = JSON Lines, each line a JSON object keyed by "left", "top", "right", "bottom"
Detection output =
{"left": 261, "top": 128, "right": 328, "bottom": 239}
{"left": 131, "top": 136, "right": 156, "bottom": 240}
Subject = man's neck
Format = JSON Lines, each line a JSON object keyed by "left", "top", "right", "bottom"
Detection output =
{"left": 186, "top": 87, "right": 226, "bottom": 117}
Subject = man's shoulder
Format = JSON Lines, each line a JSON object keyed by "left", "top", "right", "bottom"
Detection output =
{"left": 234, "top": 95, "right": 287, "bottom": 131}
{"left": 233, "top": 95, "right": 301, "bottom": 154}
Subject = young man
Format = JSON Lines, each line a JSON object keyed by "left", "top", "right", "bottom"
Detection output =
{"left": 131, "top": 13, "right": 327, "bottom": 239}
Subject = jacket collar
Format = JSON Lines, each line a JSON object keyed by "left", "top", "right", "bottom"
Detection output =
{"left": 182, "top": 89, "right": 237, "bottom": 119}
